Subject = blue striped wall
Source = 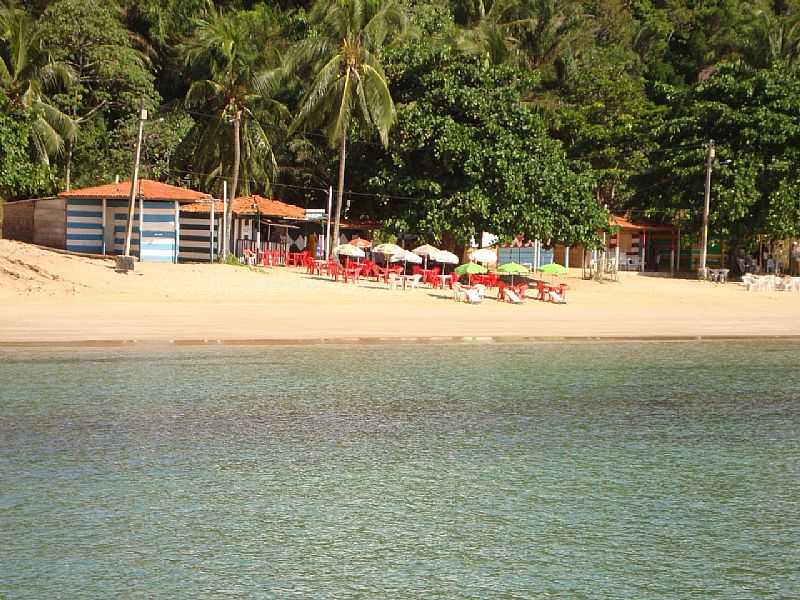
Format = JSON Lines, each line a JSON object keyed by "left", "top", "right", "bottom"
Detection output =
{"left": 112, "top": 200, "right": 140, "bottom": 256}
{"left": 140, "top": 201, "right": 177, "bottom": 263}
{"left": 66, "top": 199, "right": 103, "bottom": 254}
{"left": 110, "top": 200, "right": 178, "bottom": 263}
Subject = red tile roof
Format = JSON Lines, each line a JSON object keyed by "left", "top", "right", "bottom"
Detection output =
{"left": 58, "top": 179, "right": 211, "bottom": 202}
{"left": 181, "top": 195, "right": 306, "bottom": 219}
{"left": 612, "top": 215, "right": 674, "bottom": 232}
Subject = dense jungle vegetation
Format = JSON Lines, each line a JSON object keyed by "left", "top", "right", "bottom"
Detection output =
{"left": 3, "top": 0, "right": 800, "bottom": 247}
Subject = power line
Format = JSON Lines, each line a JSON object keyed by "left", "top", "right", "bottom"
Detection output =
{"left": 157, "top": 165, "right": 422, "bottom": 202}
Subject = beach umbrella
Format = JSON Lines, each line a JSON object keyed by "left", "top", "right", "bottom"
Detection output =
{"left": 390, "top": 249, "right": 422, "bottom": 263}
{"left": 334, "top": 244, "right": 366, "bottom": 259}
{"left": 432, "top": 250, "right": 459, "bottom": 276}
{"left": 390, "top": 249, "right": 422, "bottom": 277}
{"left": 349, "top": 238, "right": 372, "bottom": 249}
{"left": 454, "top": 262, "right": 487, "bottom": 276}
{"left": 539, "top": 262, "right": 568, "bottom": 276}
{"left": 470, "top": 248, "right": 498, "bottom": 265}
{"left": 454, "top": 262, "right": 487, "bottom": 285}
{"left": 372, "top": 243, "right": 404, "bottom": 255}
{"left": 433, "top": 250, "right": 459, "bottom": 264}
{"left": 413, "top": 243, "right": 440, "bottom": 269}
{"left": 497, "top": 261, "right": 530, "bottom": 286}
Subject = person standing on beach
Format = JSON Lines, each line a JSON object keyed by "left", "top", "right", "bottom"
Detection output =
{"left": 791, "top": 242, "right": 800, "bottom": 276}
{"left": 307, "top": 231, "right": 318, "bottom": 259}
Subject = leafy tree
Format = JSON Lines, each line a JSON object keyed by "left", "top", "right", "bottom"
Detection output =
{"left": 290, "top": 0, "right": 406, "bottom": 256}
{"left": 0, "top": 90, "right": 55, "bottom": 235}
{"left": 358, "top": 41, "right": 607, "bottom": 249}
{"left": 552, "top": 45, "right": 660, "bottom": 209}
{"left": 634, "top": 61, "right": 800, "bottom": 244}
{"left": 181, "top": 2, "right": 288, "bottom": 254}
{"left": 37, "top": 0, "right": 160, "bottom": 189}
{"left": 0, "top": 1, "right": 75, "bottom": 164}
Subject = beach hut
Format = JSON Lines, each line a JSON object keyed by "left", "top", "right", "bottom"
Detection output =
{"left": 58, "top": 180, "right": 212, "bottom": 263}
{"left": 180, "top": 195, "right": 308, "bottom": 262}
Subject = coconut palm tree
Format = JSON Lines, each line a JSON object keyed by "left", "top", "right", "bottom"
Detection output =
{"left": 181, "top": 3, "right": 287, "bottom": 256}
{"left": 745, "top": 8, "right": 800, "bottom": 68}
{"left": 290, "top": 0, "right": 406, "bottom": 259}
{"left": 0, "top": 1, "right": 76, "bottom": 164}
{"left": 455, "top": 0, "right": 590, "bottom": 71}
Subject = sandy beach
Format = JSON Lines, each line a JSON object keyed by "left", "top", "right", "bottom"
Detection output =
{"left": 1, "top": 240, "right": 798, "bottom": 344}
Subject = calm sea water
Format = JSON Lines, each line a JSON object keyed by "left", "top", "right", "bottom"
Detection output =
{"left": 1, "top": 342, "right": 798, "bottom": 599}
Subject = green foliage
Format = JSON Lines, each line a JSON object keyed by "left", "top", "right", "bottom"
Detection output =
{"left": 635, "top": 61, "right": 800, "bottom": 242}
{"left": 0, "top": 91, "right": 55, "bottom": 201}
{"left": 360, "top": 41, "right": 607, "bottom": 246}
{"left": 552, "top": 44, "right": 661, "bottom": 208}
{"left": 37, "top": 0, "right": 160, "bottom": 187}
{"left": 2, "top": 0, "right": 800, "bottom": 250}
{"left": 0, "top": 2, "right": 76, "bottom": 163}
{"left": 181, "top": 2, "right": 287, "bottom": 197}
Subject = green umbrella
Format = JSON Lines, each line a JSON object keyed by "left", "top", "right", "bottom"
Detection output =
{"left": 454, "top": 263, "right": 487, "bottom": 276}
{"left": 539, "top": 262, "right": 568, "bottom": 276}
{"left": 497, "top": 261, "right": 530, "bottom": 286}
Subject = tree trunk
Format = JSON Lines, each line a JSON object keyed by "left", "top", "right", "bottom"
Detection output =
{"left": 332, "top": 133, "right": 347, "bottom": 264}
{"left": 64, "top": 142, "right": 72, "bottom": 192}
{"left": 228, "top": 111, "right": 242, "bottom": 258}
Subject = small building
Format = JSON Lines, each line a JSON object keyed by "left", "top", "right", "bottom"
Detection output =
{"left": 59, "top": 180, "right": 212, "bottom": 263}
{"left": 488, "top": 215, "right": 678, "bottom": 273}
{"left": 180, "top": 195, "right": 309, "bottom": 261}
{"left": 1, "top": 197, "right": 66, "bottom": 249}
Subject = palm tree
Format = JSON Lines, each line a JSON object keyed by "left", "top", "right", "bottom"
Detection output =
{"left": 455, "top": 0, "right": 589, "bottom": 70}
{"left": 745, "top": 8, "right": 800, "bottom": 68}
{"left": 290, "top": 0, "right": 406, "bottom": 259}
{"left": 0, "top": 1, "right": 76, "bottom": 164}
{"left": 182, "top": 3, "right": 287, "bottom": 256}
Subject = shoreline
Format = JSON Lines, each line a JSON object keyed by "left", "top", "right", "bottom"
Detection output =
{"left": 3, "top": 334, "right": 800, "bottom": 349}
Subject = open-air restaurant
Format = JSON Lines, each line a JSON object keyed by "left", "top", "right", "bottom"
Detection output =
{"left": 282, "top": 240, "right": 569, "bottom": 305}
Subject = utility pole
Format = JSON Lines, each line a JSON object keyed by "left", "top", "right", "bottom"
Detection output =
{"left": 222, "top": 180, "right": 228, "bottom": 260}
{"left": 124, "top": 104, "right": 148, "bottom": 257}
{"left": 699, "top": 139, "right": 715, "bottom": 279}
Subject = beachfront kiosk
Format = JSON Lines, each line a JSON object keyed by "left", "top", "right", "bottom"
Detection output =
{"left": 59, "top": 180, "right": 212, "bottom": 263}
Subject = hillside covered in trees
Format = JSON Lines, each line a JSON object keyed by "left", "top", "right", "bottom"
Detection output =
{"left": 2, "top": 0, "right": 800, "bottom": 248}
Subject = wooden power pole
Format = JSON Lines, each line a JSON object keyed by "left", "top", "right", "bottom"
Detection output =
{"left": 124, "top": 104, "right": 148, "bottom": 257}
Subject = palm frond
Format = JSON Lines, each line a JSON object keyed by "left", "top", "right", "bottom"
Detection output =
{"left": 30, "top": 115, "right": 64, "bottom": 159}
{"left": 35, "top": 100, "right": 78, "bottom": 144}
{"left": 327, "top": 68, "right": 354, "bottom": 147}
{"left": 290, "top": 53, "right": 345, "bottom": 137}
{"left": 360, "top": 62, "right": 395, "bottom": 147}
{"left": 185, "top": 79, "right": 226, "bottom": 109}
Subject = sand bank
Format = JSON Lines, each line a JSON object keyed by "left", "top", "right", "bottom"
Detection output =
{"left": 1, "top": 240, "right": 798, "bottom": 344}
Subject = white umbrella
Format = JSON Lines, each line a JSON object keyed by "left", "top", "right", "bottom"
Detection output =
{"left": 413, "top": 244, "right": 440, "bottom": 269}
{"left": 390, "top": 250, "right": 422, "bottom": 280}
{"left": 433, "top": 249, "right": 458, "bottom": 274}
{"left": 470, "top": 248, "right": 498, "bottom": 265}
{"left": 373, "top": 243, "right": 404, "bottom": 255}
{"left": 391, "top": 250, "right": 422, "bottom": 264}
{"left": 334, "top": 244, "right": 366, "bottom": 258}
{"left": 432, "top": 249, "right": 459, "bottom": 283}
{"left": 433, "top": 250, "right": 459, "bottom": 264}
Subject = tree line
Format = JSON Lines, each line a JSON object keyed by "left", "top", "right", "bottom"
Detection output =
{"left": 2, "top": 0, "right": 800, "bottom": 250}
